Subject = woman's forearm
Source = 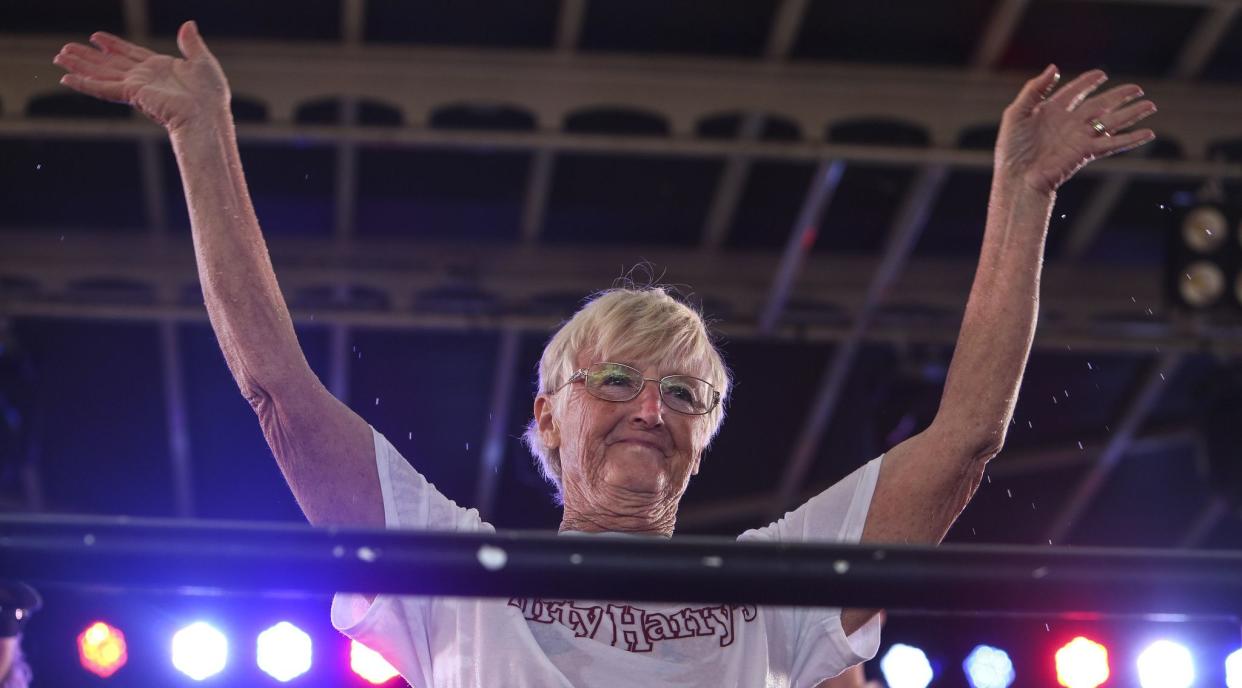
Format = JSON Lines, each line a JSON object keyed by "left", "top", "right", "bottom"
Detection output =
{"left": 933, "top": 174, "right": 1054, "bottom": 460}
{"left": 170, "top": 113, "right": 318, "bottom": 402}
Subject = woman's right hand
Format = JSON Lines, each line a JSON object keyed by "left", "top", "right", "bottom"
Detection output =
{"left": 53, "top": 20, "right": 229, "bottom": 133}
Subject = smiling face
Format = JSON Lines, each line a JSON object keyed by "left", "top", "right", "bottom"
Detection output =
{"left": 536, "top": 352, "right": 709, "bottom": 531}
{"left": 523, "top": 286, "right": 732, "bottom": 531}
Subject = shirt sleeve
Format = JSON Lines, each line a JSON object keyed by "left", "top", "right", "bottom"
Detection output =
{"left": 330, "top": 427, "right": 490, "bottom": 684}
{"left": 737, "top": 454, "right": 885, "bottom": 687}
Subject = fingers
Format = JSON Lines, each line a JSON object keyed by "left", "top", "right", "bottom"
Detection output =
{"left": 1094, "top": 128, "right": 1156, "bottom": 158}
{"left": 58, "top": 73, "right": 127, "bottom": 103}
{"left": 176, "top": 21, "right": 211, "bottom": 61}
{"left": 53, "top": 50, "right": 127, "bottom": 81}
{"left": 88, "top": 31, "right": 155, "bottom": 62}
{"left": 1080, "top": 84, "right": 1144, "bottom": 121}
{"left": 1011, "top": 64, "right": 1060, "bottom": 115}
{"left": 1048, "top": 69, "right": 1108, "bottom": 111}
{"left": 1099, "top": 99, "right": 1158, "bottom": 134}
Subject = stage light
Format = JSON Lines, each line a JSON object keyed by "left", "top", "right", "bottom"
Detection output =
{"left": 1181, "top": 205, "right": 1228, "bottom": 253}
{"left": 1055, "top": 636, "right": 1109, "bottom": 688}
{"left": 1226, "top": 647, "right": 1242, "bottom": 688}
{"left": 257, "top": 621, "right": 313, "bottom": 682}
{"left": 350, "top": 640, "right": 399, "bottom": 684}
{"left": 1178, "top": 261, "right": 1226, "bottom": 307}
{"left": 1167, "top": 202, "right": 1240, "bottom": 314}
{"left": 77, "top": 621, "right": 127, "bottom": 678}
{"left": 963, "top": 644, "right": 1015, "bottom": 688}
{"left": 171, "top": 621, "right": 228, "bottom": 681}
{"left": 879, "top": 643, "right": 934, "bottom": 688}
{"left": 1136, "top": 640, "right": 1194, "bottom": 688}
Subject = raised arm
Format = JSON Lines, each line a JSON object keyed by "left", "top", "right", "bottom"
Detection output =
{"left": 54, "top": 22, "right": 381, "bottom": 528}
{"left": 841, "top": 66, "right": 1156, "bottom": 632}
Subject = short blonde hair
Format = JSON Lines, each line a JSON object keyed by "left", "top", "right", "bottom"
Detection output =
{"left": 522, "top": 286, "right": 731, "bottom": 503}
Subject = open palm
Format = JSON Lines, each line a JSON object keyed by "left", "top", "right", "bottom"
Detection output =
{"left": 996, "top": 65, "right": 1157, "bottom": 195}
{"left": 53, "top": 21, "right": 229, "bottom": 132}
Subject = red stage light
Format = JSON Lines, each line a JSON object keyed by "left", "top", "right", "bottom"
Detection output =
{"left": 77, "top": 621, "right": 128, "bottom": 678}
{"left": 1055, "top": 636, "right": 1110, "bottom": 688}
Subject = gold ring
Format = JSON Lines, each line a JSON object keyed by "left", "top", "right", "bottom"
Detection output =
{"left": 1089, "top": 119, "right": 1110, "bottom": 137}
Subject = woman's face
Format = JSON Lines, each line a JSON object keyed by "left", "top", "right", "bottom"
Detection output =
{"left": 546, "top": 355, "right": 708, "bottom": 517}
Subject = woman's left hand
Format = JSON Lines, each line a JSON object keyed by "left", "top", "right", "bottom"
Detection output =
{"left": 995, "top": 64, "right": 1157, "bottom": 195}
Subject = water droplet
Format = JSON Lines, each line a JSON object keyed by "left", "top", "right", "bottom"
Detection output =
{"left": 1087, "top": 362, "right": 1093, "bottom": 370}
{"left": 570, "top": 553, "right": 583, "bottom": 565}
{"left": 34, "top": 163, "right": 42, "bottom": 170}
{"left": 1105, "top": 425, "right": 1110, "bottom": 432}
{"left": 1031, "top": 502, "right": 1036, "bottom": 510}
{"left": 1048, "top": 539, "right": 1053, "bottom": 545}
{"left": 356, "top": 546, "right": 378, "bottom": 562}
{"left": 1160, "top": 373, "right": 1166, "bottom": 380}
{"left": 408, "top": 432, "right": 412, "bottom": 440}
{"left": 1060, "top": 213, "right": 1067, "bottom": 219}
{"left": 1064, "top": 389, "right": 1069, "bottom": 398}
{"left": 832, "top": 560, "right": 849, "bottom": 574}
{"left": 1077, "top": 441, "right": 1083, "bottom": 450}
{"left": 465, "top": 442, "right": 470, "bottom": 451}
{"left": 375, "top": 397, "right": 379, "bottom": 406}
{"left": 1046, "top": 623, "right": 1051, "bottom": 632}
{"left": 986, "top": 474, "right": 992, "bottom": 484}
{"left": 971, "top": 527, "right": 976, "bottom": 535}
{"left": 1027, "top": 420, "right": 1033, "bottom": 429}
{"left": 1007, "top": 488, "right": 1013, "bottom": 498}
{"left": 1052, "top": 396, "right": 1058, "bottom": 404}
{"left": 304, "top": 173, "right": 309, "bottom": 180}
{"left": 1131, "top": 296, "right": 1136, "bottom": 303}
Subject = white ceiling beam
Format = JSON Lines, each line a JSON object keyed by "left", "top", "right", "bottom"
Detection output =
{"left": 11, "top": 38, "right": 1242, "bottom": 151}
{"left": 678, "top": 426, "right": 1197, "bottom": 529}
{"left": 475, "top": 328, "right": 521, "bottom": 520}
{"left": 159, "top": 319, "right": 196, "bottom": 517}
{"left": 757, "top": 159, "right": 845, "bottom": 332}
{"left": 556, "top": 0, "right": 586, "bottom": 53}
{"left": 1171, "top": 0, "right": 1239, "bottom": 78}
{"left": 971, "top": 0, "right": 1030, "bottom": 69}
{"left": 768, "top": 164, "right": 949, "bottom": 518}
{"left": 4, "top": 117, "right": 1237, "bottom": 179}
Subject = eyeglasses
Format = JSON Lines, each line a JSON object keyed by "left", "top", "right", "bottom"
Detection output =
{"left": 554, "top": 362, "right": 720, "bottom": 416}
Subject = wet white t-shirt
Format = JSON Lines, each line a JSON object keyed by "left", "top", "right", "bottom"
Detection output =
{"left": 332, "top": 429, "right": 884, "bottom": 687}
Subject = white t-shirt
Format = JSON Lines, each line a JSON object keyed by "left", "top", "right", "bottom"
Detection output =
{"left": 332, "top": 429, "right": 884, "bottom": 688}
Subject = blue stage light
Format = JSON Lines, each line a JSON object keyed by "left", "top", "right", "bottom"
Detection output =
{"left": 880, "top": 643, "right": 934, "bottom": 688}
{"left": 171, "top": 621, "right": 228, "bottom": 681}
{"left": 963, "top": 644, "right": 1015, "bottom": 688}
{"left": 257, "top": 621, "right": 313, "bottom": 682}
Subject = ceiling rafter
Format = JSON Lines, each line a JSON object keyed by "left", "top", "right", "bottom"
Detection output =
{"left": 476, "top": 328, "right": 521, "bottom": 521}
{"left": 768, "top": 164, "right": 949, "bottom": 519}
{"left": 677, "top": 426, "right": 1193, "bottom": 529}
{"left": 757, "top": 160, "right": 845, "bottom": 333}
{"left": 971, "top": 0, "right": 1030, "bottom": 70}
{"left": 698, "top": 0, "right": 812, "bottom": 250}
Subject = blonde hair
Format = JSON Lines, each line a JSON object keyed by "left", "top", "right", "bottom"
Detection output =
{"left": 522, "top": 285, "right": 731, "bottom": 503}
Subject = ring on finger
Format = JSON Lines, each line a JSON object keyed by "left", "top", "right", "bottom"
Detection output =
{"left": 1089, "top": 119, "right": 1110, "bottom": 137}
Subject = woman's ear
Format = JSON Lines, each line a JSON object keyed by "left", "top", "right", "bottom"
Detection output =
{"left": 534, "top": 395, "right": 560, "bottom": 449}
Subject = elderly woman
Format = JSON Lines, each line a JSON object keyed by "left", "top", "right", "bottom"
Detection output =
{"left": 55, "top": 21, "right": 1155, "bottom": 687}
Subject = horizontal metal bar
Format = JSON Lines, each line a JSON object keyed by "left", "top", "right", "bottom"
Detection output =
{"left": 1, "top": 118, "right": 1238, "bottom": 178}
{"left": 1, "top": 514, "right": 1240, "bottom": 617}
